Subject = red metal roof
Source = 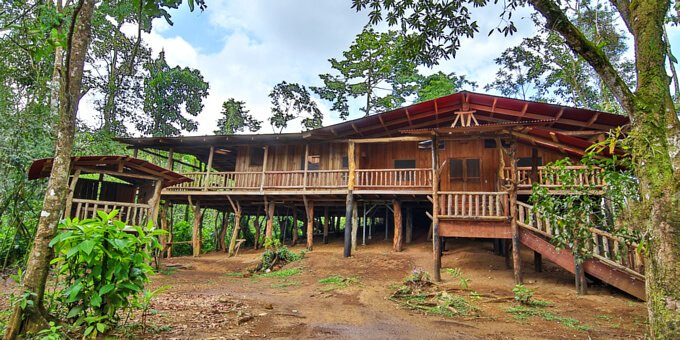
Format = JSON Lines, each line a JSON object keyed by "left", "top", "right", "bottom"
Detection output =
{"left": 28, "top": 155, "right": 192, "bottom": 187}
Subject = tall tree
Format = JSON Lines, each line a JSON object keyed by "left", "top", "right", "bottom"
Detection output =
{"left": 415, "top": 71, "right": 476, "bottom": 103}
{"left": 312, "top": 27, "right": 419, "bottom": 119}
{"left": 214, "top": 98, "right": 262, "bottom": 134}
{"left": 136, "top": 50, "right": 209, "bottom": 137}
{"left": 352, "top": 0, "right": 680, "bottom": 336}
{"left": 3, "top": 1, "right": 207, "bottom": 337}
{"left": 269, "top": 81, "right": 323, "bottom": 133}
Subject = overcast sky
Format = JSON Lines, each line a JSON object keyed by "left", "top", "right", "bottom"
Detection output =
{"left": 79, "top": 0, "right": 680, "bottom": 136}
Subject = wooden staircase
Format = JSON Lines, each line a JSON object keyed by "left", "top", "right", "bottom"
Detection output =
{"left": 515, "top": 202, "right": 646, "bottom": 300}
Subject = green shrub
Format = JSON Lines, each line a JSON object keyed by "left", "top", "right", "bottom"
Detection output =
{"left": 512, "top": 284, "right": 534, "bottom": 305}
{"left": 255, "top": 238, "right": 305, "bottom": 272}
{"left": 49, "top": 210, "right": 165, "bottom": 338}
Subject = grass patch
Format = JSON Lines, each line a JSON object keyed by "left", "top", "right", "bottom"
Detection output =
{"left": 224, "top": 272, "right": 245, "bottom": 278}
{"left": 159, "top": 267, "right": 177, "bottom": 276}
{"left": 390, "top": 268, "right": 479, "bottom": 318}
{"left": 257, "top": 267, "right": 302, "bottom": 278}
{"left": 270, "top": 280, "right": 301, "bottom": 289}
{"left": 506, "top": 305, "right": 590, "bottom": 331}
{"left": 318, "top": 275, "right": 360, "bottom": 291}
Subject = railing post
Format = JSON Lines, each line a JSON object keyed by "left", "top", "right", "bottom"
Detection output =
{"left": 303, "top": 144, "right": 309, "bottom": 190}
{"left": 204, "top": 146, "right": 214, "bottom": 191}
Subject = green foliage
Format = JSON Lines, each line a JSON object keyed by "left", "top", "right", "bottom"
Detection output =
{"left": 530, "top": 131, "right": 641, "bottom": 262}
{"left": 312, "top": 27, "right": 419, "bottom": 119}
{"left": 256, "top": 238, "right": 305, "bottom": 272}
{"left": 506, "top": 305, "right": 590, "bottom": 331}
{"left": 137, "top": 50, "right": 209, "bottom": 136}
{"left": 392, "top": 269, "right": 478, "bottom": 318}
{"left": 414, "top": 71, "right": 476, "bottom": 103}
{"left": 215, "top": 98, "right": 262, "bottom": 134}
{"left": 445, "top": 267, "right": 471, "bottom": 289}
{"left": 35, "top": 321, "right": 65, "bottom": 340}
{"left": 257, "top": 267, "right": 302, "bottom": 278}
{"left": 49, "top": 211, "right": 165, "bottom": 337}
{"left": 269, "top": 81, "right": 323, "bottom": 132}
{"left": 512, "top": 284, "right": 535, "bottom": 305}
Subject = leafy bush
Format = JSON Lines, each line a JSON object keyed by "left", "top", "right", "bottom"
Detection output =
{"left": 512, "top": 284, "right": 534, "bottom": 305}
{"left": 255, "top": 238, "right": 305, "bottom": 272}
{"left": 49, "top": 211, "right": 165, "bottom": 338}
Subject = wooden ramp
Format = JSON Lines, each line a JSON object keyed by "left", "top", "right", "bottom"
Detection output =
{"left": 516, "top": 202, "right": 646, "bottom": 300}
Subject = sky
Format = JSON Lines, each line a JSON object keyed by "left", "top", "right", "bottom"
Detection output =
{"left": 79, "top": 0, "right": 680, "bottom": 136}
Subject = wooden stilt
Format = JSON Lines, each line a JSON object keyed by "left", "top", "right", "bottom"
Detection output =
{"left": 304, "top": 197, "right": 314, "bottom": 251}
{"left": 534, "top": 251, "right": 543, "bottom": 272}
{"left": 167, "top": 204, "right": 174, "bottom": 258}
{"left": 392, "top": 199, "right": 403, "bottom": 252}
{"left": 190, "top": 198, "right": 202, "bottom": 257}
{"left": 431, "top": 135, "right": 442, "bottom": 281}
{"left": 227, "top": 197, "right": 242, "bottom": 257}
{"left": 291, "top": 207, "right": 298, "bottom": 246}
{"left": 265, "top": 200, "right": 275, "bottom": 247}
{"left": 351, "top": 201, "right": 358, "bottom": 252}
{"left": 506, "top": 140, "right": 522, "bottom": 284}
{"left": 323, "top": 207, "right": 330, "bottom": 244}
{"left": 405, "top": 207, "right": 413, "bottom": 244}
{"left": 160, "top": 202, "right": 169, "bottom": 255}
{"left": 219, "top": 211, "right": 228, "bottom": 252}
{"left": 344, "top": 194, "right": 354, "bottom": 257}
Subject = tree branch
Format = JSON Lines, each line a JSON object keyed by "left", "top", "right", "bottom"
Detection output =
{"left": 529, "top": 0, "right": 636, "bottom": 115}
{"left": 609, "top": 0, "right": 633, "bottom": 34}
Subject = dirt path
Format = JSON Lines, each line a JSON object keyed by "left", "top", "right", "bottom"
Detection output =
{"left": 139, "top": 237, "right": 646, "bottom": 339}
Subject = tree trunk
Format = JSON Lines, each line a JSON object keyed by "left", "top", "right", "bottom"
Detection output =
{"left": 228, "top": 210, "right": 242, "bottom": 257}
{"left": 4, "top": 1, "right": 95, "bottom": 338}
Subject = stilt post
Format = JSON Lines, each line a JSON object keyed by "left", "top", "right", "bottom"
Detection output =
{"left": 392, "top": 199, "right": 403, "bottom": 252}
{"left": 323, "top": 207, "right": 329, "bottom": 244}
{"left": 304, "top": 197, "right": 314, "bottom": 250}
{"left": 431, "top": 135, "right": 442, "bottom": 281}
{"left": 344, "top": 141, "right": 355, "bottom": 257}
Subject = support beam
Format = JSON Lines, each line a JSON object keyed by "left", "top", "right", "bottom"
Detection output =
{"left": 291, "top": 206, "right": 298, "bottom": 246}
{"left": 219, "top": 210, "right": 228, "bottom": 252}
{"left": 393, "top": 199, "right": 403, "bottom": 252}
{"left": 344, "top": 193, "right": 353, "bottom": 257}
{"left": 304, "top": 197, "right": 314, "bottom": 251}
{"left": 265, "top": 199, "right": 275, "bottom": 246}
{"left": 227, "top": 197, "right": 242, "bottom": 257}
{"left": 506, "top": 141, "right": 522, "bottom": 284}
{"left": 190, "top": 198, "right": 202, "bottom": 257}
{"left": 431, "top": 135, "right": 442, "bottom": 281}
{"left": 351, "top": 200, "right": 358, "bottom": 252}
{"left": 204, "top": 145, "right": 214, "bottom": 191}
{"left": 323, "top": 207, "right": 330, "bottom": 244}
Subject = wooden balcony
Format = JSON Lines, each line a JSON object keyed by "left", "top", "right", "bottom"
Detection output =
{"left": 70, "top": 198, "right": 151, "bottom": 226}
{"left": 503, "top": 165, "right": 605, "bottom": 194}
{"left": 355, "top": 168, "right": 432, "bottom": 191}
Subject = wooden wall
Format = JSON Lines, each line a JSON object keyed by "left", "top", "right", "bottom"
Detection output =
{"left": 234, "top": 143, "right": 346, "bottom": 172}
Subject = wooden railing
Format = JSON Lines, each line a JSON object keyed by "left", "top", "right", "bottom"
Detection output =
{"left": 306, "top": 170, "right": 348, "bottom": 188}
{"left": 516, "top": 201, "right": 644, "bottom": 278}
{"left": 355, "top": 168, "right": 432, "bottom": 189}
{"left": 438, "top": 192, "right": 508, "bottom": 220}
{"left": 503, "top": 165, "right": 605, "bottom": 189}
{"left": 70, "top": 198, "right": 151, "bottom": 226}
{"left": 264, "top": 170, "right": 305, "bottom": 189}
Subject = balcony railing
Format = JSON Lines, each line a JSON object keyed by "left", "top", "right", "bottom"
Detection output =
{"left": 437, "top": 191, "right": 508, "bottom": 220}
{"left": 503, "top": 165, "right": 605, "bottom": 189}
{"left": 355, "top": 168, "right": 432, "bottom": 189}
{"left": 70, "top": 198, "right": 151, "bottom": 226}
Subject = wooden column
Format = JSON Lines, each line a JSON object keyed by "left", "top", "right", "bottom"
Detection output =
{"left": 219, "top": 210, "right": 228, "bottom": 252}
{"left": 351, "top": 201, "right": 358, "bottom": 252}
{"left": 508, "top": 140, "right": 522, "bottom": 284}
{"left": 530, "top": 147, "right": 543, "bottom": 272}
{"left": 405, "top": 207, "right": 413, "bottom": 243}
{"left": 304, "top": 198, "right": 314, "bottom": 250}
{"left": 303, "top": 144, "right": 309, "bottom": 189}
{"left": 227, "top": 197, "right": 242, "bottom": 256}
{"left": 392, "top": 199, "right": 403, "bottom": 252}
{"left": 344, "top": 141, "right": 355, "bottom": 257}
{"left": 265, "top": 200, "right": 275, "bottom": 246}
{"left": 160, "top": 201, "right": 169, "bottom": 254}
{"left": 260, "top": 146, "right": 269, "bottom": 191}
{"left": 190, "top": 198, "right": 202, "bottom": 257}
{"left": 204, "top": 145, "right": 214, "bottom": 191}
{"left": 323, "top": 207, "right": 330, "bottom": 244}
{"left": 431, "top": 135, "right": 442, "bottom": 281}
{"left": 148, "top": 179, "right": 164, "bottom": 226}
{"left": 574, "top": 254, "right": 587, "bottom": 295}
{"left": 291, "top": 207, "right": 298, "bottom": 246}
{"left": 167, "top": 204, "right": 174, "bottom": 258}
{"left": 167, "top": 148, "right": 174, "bottom": 171}
{"left": 63, "top": 169, "right": 82, "bottom": 219}
{"left": 132, "top": 148, "right": 139, "bottom": 158}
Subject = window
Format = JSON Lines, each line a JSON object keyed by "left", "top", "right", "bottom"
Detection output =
{"left": 394, "top": 159, "right": 416, "bottom": 169}
{"left": 449, "top": 158, "right": 481, "bottom": 182}
{"left": 307, "top": 155, "right": 321, "bottom": 170}
{"left": 449, "top": 159, "right": 463, "bottom": 179}
{"left": 342, "top": 156, "right": 349, "bottom": 169}
{"left": 249, "top": 147, "right": 264, "bottom": 166}
{"left": 517, "top": 157, "right": 543, "bottom": 167}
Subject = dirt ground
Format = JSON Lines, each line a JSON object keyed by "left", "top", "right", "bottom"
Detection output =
{"left": 130, "top": 234, "right": 646, "bottom": 339}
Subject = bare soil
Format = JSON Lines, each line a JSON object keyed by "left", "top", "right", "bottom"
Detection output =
{"left": 135, "top": 236, "right": 646, "bottom": 339}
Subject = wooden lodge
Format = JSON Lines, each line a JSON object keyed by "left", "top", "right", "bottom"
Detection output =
{"left": 111, "top": 91, "right": 644, "bottom": 299}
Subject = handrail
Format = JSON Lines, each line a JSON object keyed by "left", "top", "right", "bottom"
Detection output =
{"left": 515, "top": 201, "right": 644, "bottom": 278}
{"left": 437, "top": 191, "right": 508, "bottom": 219}
{"left": 356, "top": 168, "right": 432, "bottom": 189}
{"left": 503, "top": 165, "right": 605, "bottom": 188}
{"left": 70, "top": 198, "right": 150, "bottom": 226}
